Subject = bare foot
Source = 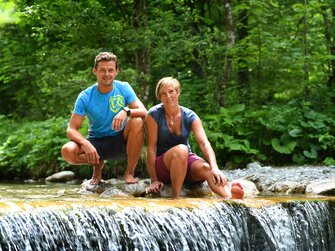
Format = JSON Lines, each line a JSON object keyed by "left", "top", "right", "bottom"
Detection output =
{"left": 231, "top": 182, "right": 244, "bottom": 199}
{"left": 90, "top": 161, "right": 104, "bottom": 185}
{"left": 124, "top": 174, "right": 138, "bottom": 184}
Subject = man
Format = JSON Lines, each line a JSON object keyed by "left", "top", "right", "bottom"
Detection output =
{"left": 61, "top": 52, "right": 147, "bottom": 185}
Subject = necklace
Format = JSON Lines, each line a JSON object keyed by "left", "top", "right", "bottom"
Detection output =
{"left": 168, "top": 117, "right": 175, "bottom": 126}
{"left": 166, "top": 109, "right": 179, "bottom": 126}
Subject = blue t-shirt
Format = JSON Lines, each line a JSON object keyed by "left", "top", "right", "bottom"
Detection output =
{"left": 147, "top": 103, "right": 199, "bottom": 156}
{"left": 73, "top": 80, "right": 138, "bottom": 138}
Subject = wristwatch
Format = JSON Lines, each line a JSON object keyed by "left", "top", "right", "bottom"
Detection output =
{"left": 122, "top": 106, "right": 131, "bottom": 116}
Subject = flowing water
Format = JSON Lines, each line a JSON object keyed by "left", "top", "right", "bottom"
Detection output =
{"left": 0, "top": 183, "right": 334, "bottom": 251}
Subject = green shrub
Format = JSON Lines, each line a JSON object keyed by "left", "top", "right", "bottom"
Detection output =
{"left": 0, "top": 117, "right": 69, "bottom": 179}
{"left": 0, "top": 116, "right": 148, "bottom": 180}
{"left": 197, "top": 101, "right": 335, "bottom": 167}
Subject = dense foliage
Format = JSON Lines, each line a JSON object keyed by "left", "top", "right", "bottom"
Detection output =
{"left": 0, "top": 0, "right": 334, "bottom": 179}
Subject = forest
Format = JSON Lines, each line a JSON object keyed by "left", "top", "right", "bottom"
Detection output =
{"left": 0, "top": 0, "right": 334, "bottom": 180}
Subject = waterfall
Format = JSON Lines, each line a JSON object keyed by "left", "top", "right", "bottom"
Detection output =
{"left": 0, "top": 200, "right": 334, "bottom": 251}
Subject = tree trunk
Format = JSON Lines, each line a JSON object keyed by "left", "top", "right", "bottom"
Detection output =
{"left": 221, "top": 0, "right": 235, "bottom": 106}
{"left": 330, "top": 8, "right": 335, "bottom": 87}
{"left": 303, "top": 0, "right": 309, "bottom": 100}
{"left": 323, "top": 5, "right": 335, "bottom": 90}
{"left": 134, "top": 0, "right": 151, "bottom": 105}
{"left": 237, "top": 0, "right": 250, "bottom": 102}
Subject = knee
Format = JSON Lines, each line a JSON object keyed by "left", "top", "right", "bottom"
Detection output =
{"left": 61, "top": 143, "right": 74, "bottom": 163}
{"left": 61, "top": 144, "right": 69, "bottom": 158}
{"left": 202, "top": 162, "right": 210, "bottom": 169}
{"left": 128, "top": 117, "right": 144, "bottom": 132}
{"left": 202, "top": 162, "right": 211, "bottom": 172}
{"left": 171, "top": 145, "right": 188, "bottom": 162}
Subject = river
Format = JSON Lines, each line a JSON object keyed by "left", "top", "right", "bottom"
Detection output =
{"left": 0, "top": 181, "right": 334, "bottom": 250}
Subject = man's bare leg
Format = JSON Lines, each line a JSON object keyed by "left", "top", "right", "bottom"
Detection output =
{"left": 90, "top": 160, "right": 105, "bottom": 185}
{"left": 123, "top": 117, "right": 144, "bottom": 184}
{"left": 62, "top": 141, "right": 104, "bottom": 185}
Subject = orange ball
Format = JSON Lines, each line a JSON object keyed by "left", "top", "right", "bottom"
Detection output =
{"left": 231, "top": 183, "right": 244, "bottom": 199}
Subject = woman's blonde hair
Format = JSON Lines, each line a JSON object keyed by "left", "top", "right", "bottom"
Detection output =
{"left": 155, "top": 77, "right": 180, "bottom": 100}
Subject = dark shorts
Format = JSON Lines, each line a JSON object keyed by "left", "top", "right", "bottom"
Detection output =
{"left": 87, "top": 130, "right": 127, "bottom": 161}
{"left": 155, "top": 153, "right": 204, "bottom": 183}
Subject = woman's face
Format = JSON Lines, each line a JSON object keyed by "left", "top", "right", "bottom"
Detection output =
{"left": 160, "top": 85, "right": 180, "bottom": 106}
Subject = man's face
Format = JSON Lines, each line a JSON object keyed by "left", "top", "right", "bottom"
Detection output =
{"left": 93, "top": 60, "right": 118, "bottom": 87}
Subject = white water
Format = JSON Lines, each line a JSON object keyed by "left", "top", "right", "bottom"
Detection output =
{"left": 0, "top": 200, "right": 334, "bottom": 250}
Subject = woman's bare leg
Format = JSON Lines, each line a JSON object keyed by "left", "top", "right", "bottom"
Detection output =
{"left": 190, "top": 161, "right": 244, "bottom": 199}
{"left": 163, "top": 145, "right": 189, "bottom": 198}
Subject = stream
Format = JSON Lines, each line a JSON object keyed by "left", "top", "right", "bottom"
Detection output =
{"left": 0, "top": 180, "right": 335, "bottom": 250}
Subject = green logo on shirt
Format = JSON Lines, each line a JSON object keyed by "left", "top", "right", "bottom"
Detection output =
{"left": 109, "top": 95, "right": 124, "bottom": 113}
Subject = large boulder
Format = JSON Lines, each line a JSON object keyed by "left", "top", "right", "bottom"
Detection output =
{"left": 268, "top": 181, "right": 306, "bottom": 194}
{"left": 45, "top": 171, "right": 75, "bottom": 182}
{"left": 305, "top": 177, "right": 335, "bottom": 195}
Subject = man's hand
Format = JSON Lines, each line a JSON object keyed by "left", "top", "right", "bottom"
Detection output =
{"left": 81, "top": 140, "right": 100, "bottom": 164}
{"left": 112, "top": 109, "right": 127, "bottom": 131}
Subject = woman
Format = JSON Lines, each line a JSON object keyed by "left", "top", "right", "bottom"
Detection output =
{"left": 145, "top": 77, "right": 244, "bottom": 199}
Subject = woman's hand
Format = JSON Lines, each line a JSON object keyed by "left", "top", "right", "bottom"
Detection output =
{"left": 146, "top": 181, "right": 164, "bottom": 194}
{"left": 211, "top": 168, "right": 227, "bottom": 187}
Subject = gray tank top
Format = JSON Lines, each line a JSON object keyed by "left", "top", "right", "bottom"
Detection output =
{"left": 147, "top": 103, "right": 198, "bottom": 156}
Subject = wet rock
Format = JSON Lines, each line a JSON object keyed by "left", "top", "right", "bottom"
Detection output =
{"left": 226, "top": 163, "right": 335, "bottom": 195}
{"left": 77, "top": 163, "right": 335, "bottom": 197}
{"left": 108, "top": 178, "right": 150, "bottom": 197}
{"left": 79, "top": 179, "right": 111, "bottom": 194}
{"left": 24, "top": 179, "right": 37, "bottom": 183}
{"left": 145, "top": 184, "right": 196, "bottom": 198}
{"left": 123, "top": 180, "right": 149, "bottom": 197}
{"left": 286, "top": 185, "right": 306, "bottom": 194}
{"left": 79, "top": 176, "right": 258, "bottom": 199}
{"left": 100, "top": 187, "right": 130, "bottom": 198}
{"left": 305, "top": 177, "right": 335, "bottom": 195}
{"left": 80, "top": 179, "right": 150, "bottom": 197}
{"left": 187, "top": 182, "right": 213, "bottom": 197}
{"left": 66, "top": 179, "right": 82, "bottom": 185}
{"left": 268, "top": 181, "right": 305, "bottom": 194}
{"left": 45, "top": 171, "right": 75, "bottom": 182}
{"left": 246, "top": 162, "right": 262, "bottom": 170}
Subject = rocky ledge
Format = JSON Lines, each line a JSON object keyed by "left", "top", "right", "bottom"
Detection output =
{"left": 227, "top": 162, "right": 335, "bottom": 196}
{"left": 45, "top": 162, "right": 335, "bottom": 198}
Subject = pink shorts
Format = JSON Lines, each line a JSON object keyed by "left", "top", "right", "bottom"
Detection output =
{"left": 155, "top": 153, "right": 204, "bottom": 183}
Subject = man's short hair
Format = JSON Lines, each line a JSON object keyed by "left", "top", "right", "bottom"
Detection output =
{"left": 94, "top": 52, "right": 118, "bottom": 69}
